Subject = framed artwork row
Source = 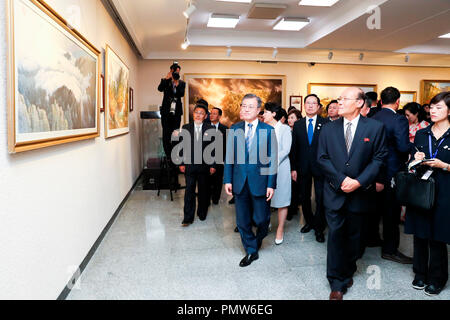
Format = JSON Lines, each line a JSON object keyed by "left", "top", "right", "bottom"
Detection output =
{"left": 6, "top": 0, "right": 101, "bottom": 153}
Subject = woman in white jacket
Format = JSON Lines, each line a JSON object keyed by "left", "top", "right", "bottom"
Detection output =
{"left": 263, "top": 103, "right": 292, "bottom": 245}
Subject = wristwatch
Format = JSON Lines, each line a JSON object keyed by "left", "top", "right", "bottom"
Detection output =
{"left": 444, "top": 164, "right": 450, "bottom": 171}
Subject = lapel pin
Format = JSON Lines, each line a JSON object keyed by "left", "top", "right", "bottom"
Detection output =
{"left": 364, "top": 138, "right": 370, "bottom": 142}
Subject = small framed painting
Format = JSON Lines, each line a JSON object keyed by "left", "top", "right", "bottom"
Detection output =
{"left": 289, "top": 96, "right": 303, "bottom": 112}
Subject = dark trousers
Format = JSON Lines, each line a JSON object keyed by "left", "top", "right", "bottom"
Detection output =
{"left": 208, "top": 165, "right": 224, "bottom": 204}
{"left": 367, "top": 191, "right": 382, "bottom": 243}
{"left": 413, "top": 236, "right": 448, "bottom": 287}
{"left": 183, "top": 167, "right": 209, "bottom": 223}
{"left": 299, "top": 173, "right": 326, "bottom": 233}
{"left": 235, "top": 180, "right": 271, "bottom": 255}
{"left": 288, "top": 179, "right": 300, "bottom": 216}
{"left": 380, "top": 186, "right": 401, "bottom": 254}
{"left": 326, "top": 206, "right": 364, "bottom": 292}
{"left": 161, "top": 113, "right": 181, "bottom": 159}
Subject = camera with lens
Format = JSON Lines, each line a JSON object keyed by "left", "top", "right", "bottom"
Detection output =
{"left": 170, "top": 63, "right": 181, "bottom": 81}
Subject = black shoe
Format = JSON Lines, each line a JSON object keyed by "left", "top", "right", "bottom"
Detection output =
{"left": 228, "top": 197, "right": 235, "bottom": 204}
{"left": 300, "top": 224, "right": 313, "bottom": 233}
{"left": 239, "top": 253, "right": 259, "bottom": 267}
{"left": 412, "top": 279, "right": 426, "bottom": 290}
{"left": 234, "top": 226, "right": 239, "bottom": 233}
{"left": 424, "top": 284, "right": 443, "bottom": 296}
{"left": 181, "top": 221, "right": 192, "bottom": 227}
{"left": 316, "top": 232, "right": 325, "bottom": 243}
{"left": 199, "top": 216, "right": 206, "bottom": 221}
{"left": 381, "top": 251, "right": 413, "bottom": 264}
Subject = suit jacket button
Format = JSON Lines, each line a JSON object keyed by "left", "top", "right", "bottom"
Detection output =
{"left": 346, "top": 163, "right": 350, "bottom": 167}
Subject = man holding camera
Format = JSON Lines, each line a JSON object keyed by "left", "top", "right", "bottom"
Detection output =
{"left": 158, "top": 63, "right": 186, "bottom": 159}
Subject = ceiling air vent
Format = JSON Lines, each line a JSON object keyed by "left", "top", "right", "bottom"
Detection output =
{"left": 248, "top": 3, "right": 287, "bottom": 19}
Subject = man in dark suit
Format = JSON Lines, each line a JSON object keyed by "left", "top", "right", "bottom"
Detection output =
{"left": 317, "top": 87, "right": 387, "bottom": 300}
{"left": 158, "top": 63, "right": 186, "bottom": 158}
{"left": 366, "top": 91, "right": 380, "bottom": 118}
{"left": 176, "top": 104, "right": 216, "bottom": 226}
{"left": 290, "top": 94, "right": 329, "bottom": 243}
{"left": 208, "top": 107, "right": 228, "bottom": 205}
{"left": 371, "top": 87, "right": 413, "bottom": 264}
{"left": 224, "top": 94, "right": 277, "bottom": 267}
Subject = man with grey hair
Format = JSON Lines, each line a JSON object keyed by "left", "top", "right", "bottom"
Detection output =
{"left": 317, "top": 87, "right": 387, "bottom": 300}
{"left": 224, "top": 94, "right": 278, "bottom": 267}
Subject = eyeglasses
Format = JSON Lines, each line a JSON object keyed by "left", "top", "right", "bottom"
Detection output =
{"left": 194, "top": 111, "right": 206, "bottom": 115}
{"left": 305, "top": 102, "right": 319, "bottom": 106}
{"left": 337, "top": 97, "right": 361, "bottom": 102}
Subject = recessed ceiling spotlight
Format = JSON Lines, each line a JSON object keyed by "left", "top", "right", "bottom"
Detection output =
{"left": 208, "top": 14, "right": 240, "bottom": 28}
{"left": 273, "top": 18, "right": 310, "bottom": 31}
{"left": 299, "top": 0, "right": 340, "bottom": 6}
{"left": 181, "top": 38, "right": 190, "bottom": 50}
{"left": 183, "top": 2, "right": 196, "bottom": 19}
{"left": 439, "top": 33, "right": 450, "bottom": 38}
{"left": 226, "top": 46, "right": 232, "bottom": 57}
{"left": 405, "top": 53, "right": 410, "bottom": 63}
{"left": 328, "top": 51, "right": 333, "bottom": 60}
{"left": 359, "top": 53, "right": 364, "bottom": 61}
{"left": 272, "top": 47, "right": 278, "bottom": 58}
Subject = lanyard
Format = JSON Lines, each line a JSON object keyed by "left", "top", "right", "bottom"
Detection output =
{"left": 428, "top": 134, "right": 446, "bottom": 159}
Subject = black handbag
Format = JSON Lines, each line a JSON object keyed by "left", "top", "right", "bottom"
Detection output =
{"left": 395, "top": 171, "right": 435, "bottom": 211}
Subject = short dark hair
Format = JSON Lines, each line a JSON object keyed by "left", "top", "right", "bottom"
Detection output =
{"left": 264, "top": 102, "right": 283, "bottom": 121}
{"left": 288, "top": 109, "right": 302, "bottom": 120}
{"left": 242, "top": 93, "right": 262, "bottom": 108}
{"left": 403, "top": 102, "right": 421, "bottom": 115}
{"left": 430, "top": 91, "right": 450, "bottom": 121}
{"left": 258, "top": 110, "right": 264, "bottom": 116}
{"left": 380, "top": 87, "right": 401, "bottom": 105}
{"left": 196, "top": 98, "right": 209, "bottom": 108}
{"left": 365, "top": 91, "right": 378, "bottom": 102}
{"left": 194, "top": 104, "right": 208, "bottom": 114}
{"left": 288, "top": 106, "right": 296, "bottom": 113}
{"left": 212, "top": 107, "right": 222, "bottom": 116}
{"left": 304, "top": 94, "right": 320, "bottom": 105}
{"left": 170, "top": 63, "right": 181, "bottom": 71}
{"left": 326, "top": 100, "right": 338, "bottom": 111}
{"left": 279, "top": 108, "right": 288, "bottom": 121}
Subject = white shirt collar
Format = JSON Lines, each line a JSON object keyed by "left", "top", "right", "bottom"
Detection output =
{"left": 343, "top": 114, "right": 360, "bottom": 128}
{"left": 194, "top": 123, "right": 203, "bottom": 130}
{"left": 306, "top": 115, "right": 317, "bottom": 123}
{"left": 245, "top": 118, "right": 259, "bottom": 128}
{"left": 384, "top": 107, "right": 396, "bottom": 114}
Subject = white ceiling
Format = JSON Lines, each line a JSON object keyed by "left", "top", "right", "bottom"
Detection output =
{"left": 110, "top": 0, "right": 450, "bottom": 66}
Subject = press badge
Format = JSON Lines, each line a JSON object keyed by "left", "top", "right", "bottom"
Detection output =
{"left": 421, "top": 170, "right": 433, "bottom": 180}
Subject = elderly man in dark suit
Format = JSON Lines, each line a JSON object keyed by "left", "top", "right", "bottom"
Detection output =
{"left": 371, "top": 87, "right": 413, "bottom": 264}
{"left": 176, "top": 104, "right": 216, "bottom": 227}
{"left": 224, "top": 94, "right": 277, "bottom": 267}
{"left": 317, "top": 87, "right": 387, "bottom": 300}
{"left": 291, "top": 94, "right": 329, "bottom": 243}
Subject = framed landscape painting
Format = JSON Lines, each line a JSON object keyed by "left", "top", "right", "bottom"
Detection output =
{"left": 105, "top": 45, "right": 129, "bottom": 138}
{"left": 289, "top": 96, "right": 303, "bottom": 113}
{"left": 421, "top": 80, "right": 450, "bottom": 105}
{"left": 399, "top": 91, "right": 417, "bottom": 109}
{"left": 6, "top": 0, "right": 101, "bottom": 153}
{"left": 184, "top": 74, "right": 285, "bottom": 127}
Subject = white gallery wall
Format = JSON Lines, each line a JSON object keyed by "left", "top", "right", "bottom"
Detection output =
{"left": 0, "top": 0, "right": 141, "bottom": 299}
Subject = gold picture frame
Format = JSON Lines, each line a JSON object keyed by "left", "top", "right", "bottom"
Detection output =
{"left": 399, "top": 91, "right": 417, "bottom": 109}
{"left": 6, "top": 0, "right": 101, "bottom": 153}
{"left": 420, "top": 80, "right": 450, "bottom": 105}
{"left": 184, "top": 73, "right": 286, "bottom": 127}
{"left": 105, "top": 44, "right": 130, "bottom": 138}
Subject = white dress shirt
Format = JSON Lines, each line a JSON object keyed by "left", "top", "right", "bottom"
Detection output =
{"left": 305, "top": 115, "right": 318, "bottom": 134}
{"left": 194, "top": 123, "right": 203, "bottom": 140}
{"left": 343, "top": 115, "right": 360, "bottom": 142}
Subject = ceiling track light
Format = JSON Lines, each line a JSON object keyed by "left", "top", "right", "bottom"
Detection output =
{"left": 226, "top": 46, "right": 232, "bottom": 57}
{"left": 359, "top": 53, "right": 364, "bottom": 61}
{"left": 272, "top": 47, "right": 278, "bottom": 58}
{"left": 405, "top": 53, "right": 410, "bottom": 63}
{"left": 183, "top": 1, "right": 196, "bottom": 19}
{"left": 181, "top": 38, "right": 190, "bottom": 50}
{"left": 328, "top": 51, "right": 333, "bottom": 60}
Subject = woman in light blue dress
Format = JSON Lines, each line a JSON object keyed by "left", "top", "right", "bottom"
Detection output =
{"left": 263, "top": 103, "right": 292, "bottom": 245}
